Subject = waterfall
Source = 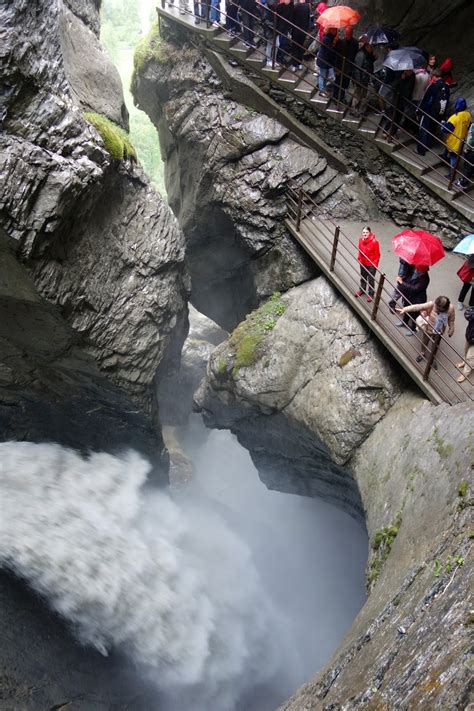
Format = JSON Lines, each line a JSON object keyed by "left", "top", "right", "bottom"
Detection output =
{"left": 0, "top": 441, "right": 292, "bottom": 710}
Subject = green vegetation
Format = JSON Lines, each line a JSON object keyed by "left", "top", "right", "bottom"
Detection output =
{"left": 431, "top": 425, "right": 454, "bottom": 460}
{"left": 366, "top": 511, "right": 402, "bottom": 589}
{"left": 433, "top": 554, "right": 464, "bottom": 578}
{"left": 132, "top": 21, "right": 164, "bottom": 79}
{"left": 228, "top": 292, "right": 286, "bottom": 376}
{"left": 217, "top": 358, "right": 227, "bottom": 375}
{"left": 83, "top": 112, "right": 137, "bottom": 161}
{"left": 458, "top": 480, "right": 468, "bottom": 498}
{"left": 100, "top": 0, "right": 166, "bottom": 193}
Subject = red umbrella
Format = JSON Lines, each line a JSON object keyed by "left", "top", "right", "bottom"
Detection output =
{"left": 391, "top": 229, "right": 446, "bottom": 266}
{"left": 317, "top": 5, "right": 361, "bottom": 28}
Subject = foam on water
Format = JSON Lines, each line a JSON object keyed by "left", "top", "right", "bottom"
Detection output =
{"left": 0, "top": 441, "right": 290, "bottom": 710}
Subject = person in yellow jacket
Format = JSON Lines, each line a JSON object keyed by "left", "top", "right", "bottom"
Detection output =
{"left": 444, "top": 97, "right": 472, "bottom": 173}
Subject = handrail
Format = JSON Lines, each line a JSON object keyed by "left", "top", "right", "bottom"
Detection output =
{"left": 158, "top": 1, "right": 472, "bottom": 199}
{"left": 286, "top": 185, "right": 473, "bottom": 404}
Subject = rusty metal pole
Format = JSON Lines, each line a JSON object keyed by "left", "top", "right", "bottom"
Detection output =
{"left": 371, "top": 273, "right": 385, "bottom": 321}
{"left": 330, "top": 226, "right": 340, "bottom": 272}
{"left": 271, "top": 13, "right": 277, "bottom": 70}
{"left": 295, "top": 189, "right": 303, "bottom": 230}
{"left": 423, "top": 332, "right": 441, "bottom": 381}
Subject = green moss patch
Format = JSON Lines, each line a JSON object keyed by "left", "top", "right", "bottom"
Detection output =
{"left": 83, "top": 112, "right": 137, "bottom": 161}
{"left": 228, "top": 292, "right": 286, "bottom": 377}
{"left": 366, "top": 511, "right": 402, "bottom": 590}
{"left": 133, "top": 22, "right": 164, "bottom": 77}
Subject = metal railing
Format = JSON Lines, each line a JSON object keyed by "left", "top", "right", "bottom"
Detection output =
{"left": 157, "top": 0, "right": 473, "bottom": 203}
{"left": 286, "top": 185, "right": 473, "bottom": 405}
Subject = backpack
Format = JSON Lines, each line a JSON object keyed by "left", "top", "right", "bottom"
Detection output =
{"left": 465, "top": 307, "right": 474, "bottom": 344}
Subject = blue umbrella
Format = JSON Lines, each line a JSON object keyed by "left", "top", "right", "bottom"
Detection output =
{"left": 453, "top": 234, "right": 474, "bottom": 255}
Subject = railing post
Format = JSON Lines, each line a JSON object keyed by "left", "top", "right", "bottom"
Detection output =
{"left": 371, "top": 273, "right": 385, "bottom": 321}
{"left": 448, "top": 140, "right": 464, "bottom": 190}
{"left": 205, "top": 0, "right": 210, "bottom": 27}
{"left": 271, "top": 13, "right": 277, "bottom": 69}
{"left": 423, "top": 332, "right": 441, "bottom": 381}
{"left": 295, "top": 189, "right": 303, "bottom": 230}
{"left": 330, "top": 226, "right": 340, "bottom": 272}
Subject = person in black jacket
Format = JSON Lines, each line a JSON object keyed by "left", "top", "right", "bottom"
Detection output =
{"left": 332, "top": 26, "right": 358, "bottom": 103}
{"left": 239, "top": 0, "right": 257, "bottom": 46}
{"left": 351, "top": 38, "right": 375, "bottom": 115}
{"left": 396, "top": 265, "right": 430, "bottom": 334}
{"left": 381, "top": 69, "right": 415, "bottom": 139}
{"left": 416, "top": 69, "right": 450, "bottom": 155}
{"left": 290, "top": 0, "right": 310, "bottom": 71}
{"left": 275, "top": 0, "right": 294, "bottom": 66}
{"left": 315, "top": 28, "right": 337, "bottom": 95}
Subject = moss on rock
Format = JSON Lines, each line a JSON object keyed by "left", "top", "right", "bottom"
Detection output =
{"left": 83, "top": 112, "right": 137, "bottom": 161}
{"left": 227, "top": 292, "right": 286, "bottom": 377}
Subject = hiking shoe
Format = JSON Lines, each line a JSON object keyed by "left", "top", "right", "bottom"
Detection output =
{"left": 457, "top": 301, "right": 465, "bottom": 310}
{"left": 367, "top": 296, "right": 373, "bottom": 303}
{"left": 416, "top": 355, "right": 423, "bottom": 363}
{"left": 395, "top": 321, "right": 405, "bottom": 327}
{"left": 355, "top": 290, "right": 363, "bottom": 297}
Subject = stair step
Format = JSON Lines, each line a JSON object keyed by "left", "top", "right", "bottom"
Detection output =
{"left": 229, "top": 43, "right": 250, "bottom": 58}
{"left": 391, "top": 147, "right": 426, "bottom": 175}
{"left": 213, "top": 33, "right": 236, "bottom": 48}
{"left": 310, "top": 92, "right": 329, "bottom": 107}
{"left": 277, "top": 69, "right": 298, "bottom": 85}
{"left": 246, "top": 50, "right": 265, "bottom": 67}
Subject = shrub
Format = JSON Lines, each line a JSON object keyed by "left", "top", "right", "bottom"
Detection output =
{"left": 83, "top": 112, "right": 137, "bottom": 161}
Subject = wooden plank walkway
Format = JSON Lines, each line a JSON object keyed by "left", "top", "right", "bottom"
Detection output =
{"left": 285, "top": 213, "right": 472, "bottom": 405}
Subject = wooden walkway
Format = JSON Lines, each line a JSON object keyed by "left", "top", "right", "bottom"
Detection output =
{"left": 156, "top": 3, "right": 474, "bottom": 224}
{"left": 285, "top": 192, "right": 472, "bottom": 405}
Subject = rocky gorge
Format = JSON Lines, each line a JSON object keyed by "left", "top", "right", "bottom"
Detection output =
{"left": 0, "top": 0, "right": 473, "bottom": 710}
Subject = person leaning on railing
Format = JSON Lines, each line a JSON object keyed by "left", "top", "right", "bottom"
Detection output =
{"left": 395, "top": 265, "right": 430, "bottom": 335}
{"left": 397, "top": 295, "right": 455, "bottom": 368}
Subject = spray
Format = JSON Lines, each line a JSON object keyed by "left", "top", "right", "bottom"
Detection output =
{"left": 0, "top": 442, "right": 289, "bottom": 710}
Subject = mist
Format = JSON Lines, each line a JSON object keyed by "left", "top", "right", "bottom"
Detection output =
{"left": 0, "top": 423, "right": 367, "bottom": 710}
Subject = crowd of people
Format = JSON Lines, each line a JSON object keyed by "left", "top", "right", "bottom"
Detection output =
{"left": 170, "top": 0, "right": 473, "bottom": 189}
{"left": 355, "top": 227, "right": 474, "bottom": 382}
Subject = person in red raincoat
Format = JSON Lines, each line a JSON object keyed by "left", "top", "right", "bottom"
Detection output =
{"left": 355, "top": 226, "right": 381, "bottom": 302}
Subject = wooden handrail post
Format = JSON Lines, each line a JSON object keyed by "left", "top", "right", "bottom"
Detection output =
{"left": 371, "top": 273, "right": 385, "bottom": 321}
{"left": 295, "top": 189, "right": 303, "bottom": 230}
{"left": 423, "top": 332, "right": 441, "bottom": 381}
{"left": 330, "top": 226, "right": 340, "bottom": 272}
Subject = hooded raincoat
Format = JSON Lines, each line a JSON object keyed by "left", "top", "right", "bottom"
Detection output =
{"left": 445, "top": 97, "right": 472, "bottom": 154}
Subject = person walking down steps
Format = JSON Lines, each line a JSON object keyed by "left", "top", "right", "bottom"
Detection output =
{"left": 355, "top": 226, "right": 380, "bottom": 303}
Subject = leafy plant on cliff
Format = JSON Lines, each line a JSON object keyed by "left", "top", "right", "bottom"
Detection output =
{"left": 228, "top": 292, "right": 286, "bottom": 376}
{"left": 366, "top": 511, "right": 402, "bottom": 590}
{"left": 83, "top": 112, "right": 137, "bottom": 161}
{"left": 132, "top": 21, "right": 164, "bottom": 78}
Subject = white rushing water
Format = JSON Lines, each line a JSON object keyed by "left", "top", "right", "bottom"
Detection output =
{"left": 0, "top": 424, "right": 367, "bottom": 710}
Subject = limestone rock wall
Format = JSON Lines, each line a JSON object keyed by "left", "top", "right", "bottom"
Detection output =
{"left": 0, "top": 0, "right": 189, "bottom": 409}
{"left": 133, "top": 27, "right": 377, "bottom": 330}
{"left": 195, "top": 278, "right": 402, "bottom": 517}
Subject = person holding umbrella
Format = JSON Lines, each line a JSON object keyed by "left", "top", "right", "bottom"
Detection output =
{"left": 315, "top": 5, "right": 361, "bottom": 96}
{"left": 454, "top": 247, "right": 474, "bottom": 309}
{"left": 390, "top": 228, "right": 445, "bottom": 334}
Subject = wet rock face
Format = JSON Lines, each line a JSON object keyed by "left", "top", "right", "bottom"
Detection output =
{"left": 158, "top": 305, "right": 228, "bottom": 426}
{"left": 280, "top": 397, "right": 473, "bottom": 710}
{"left": 0, "top": 232, "right": 168, "bottom": 482}
{"left": 133, "top": 35, "right": 375, "bottom": 330}
{"left": 195, "top": 278, "right": 401, "bottom": 516}
{"left": 0, "top": 0, "right": 189, "bottom": 410}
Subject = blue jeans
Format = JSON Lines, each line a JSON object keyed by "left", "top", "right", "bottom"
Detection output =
{"left": 210, "top": 0, "right": 220, "bottom": 22}
{"left": 318, "top": 66, "right": 330, "bottom": 92}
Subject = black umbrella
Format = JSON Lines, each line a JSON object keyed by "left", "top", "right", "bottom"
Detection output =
{"left": 365, "top": 25, "right": 400, "bottom": 46}
{"left": 383, "top": 48, "right": 426, "bottom": 71}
